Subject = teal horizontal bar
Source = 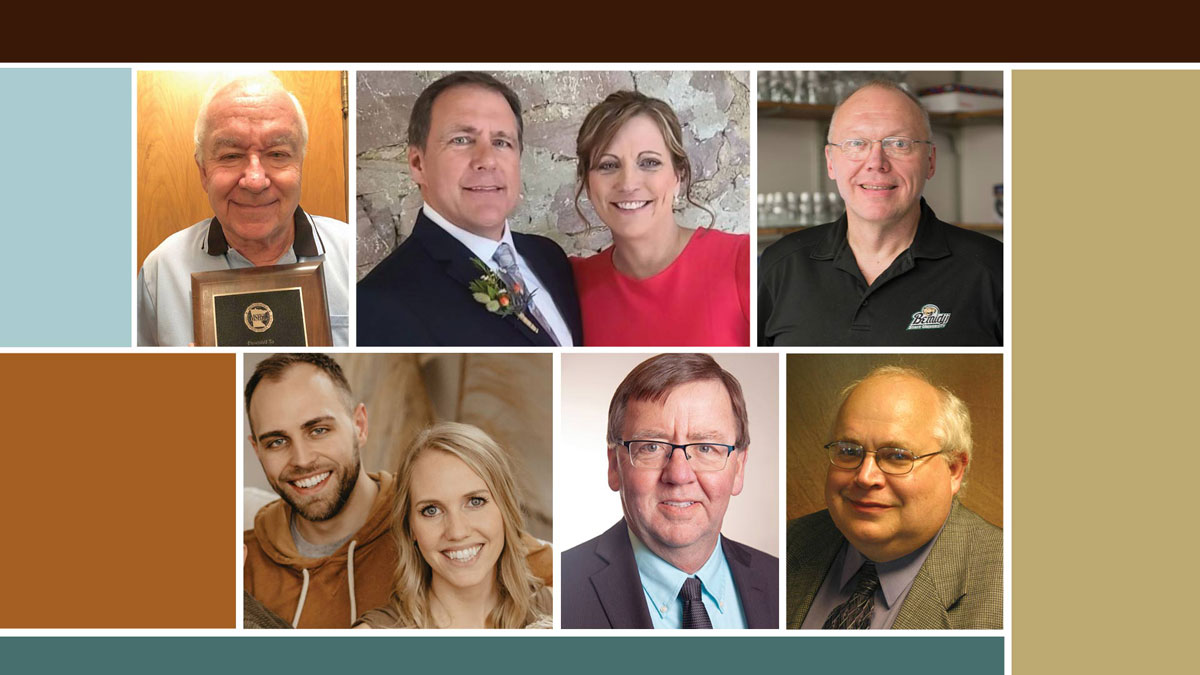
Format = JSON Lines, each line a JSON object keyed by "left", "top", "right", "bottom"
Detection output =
{"left": 5, "top": 636, "right": 1001, "bottom": 673}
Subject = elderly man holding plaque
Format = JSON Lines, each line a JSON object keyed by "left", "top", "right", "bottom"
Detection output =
{"left": 137, "top": 73, "right": 351, "bottom": 346}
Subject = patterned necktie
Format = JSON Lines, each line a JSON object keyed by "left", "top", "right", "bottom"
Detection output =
{"left": 492, "top": 243, "right": 560, "bottom": 346}
{"left": 822, "top": 561, "right": 880, "bottom": 629}
{"left": 679, "top": 576, "right": 713, "bottom": 629}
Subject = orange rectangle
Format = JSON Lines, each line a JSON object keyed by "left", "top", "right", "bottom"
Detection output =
{"left": 0, "top": 354, "right": 235, "bottom": 628}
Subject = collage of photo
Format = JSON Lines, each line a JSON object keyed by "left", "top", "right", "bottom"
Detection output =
{"left": 10, "top": 67, "right": 1008, "bottom": 636}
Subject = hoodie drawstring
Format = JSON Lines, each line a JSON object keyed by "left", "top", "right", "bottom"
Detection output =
{"left": 290, "top": 539, "right": 360, "bottom": 628}
{"left": 291, "top": 568, "right": 311, "bottom": 628}
{"left": 347, "top": 539, "right": 358, "bottom": 624}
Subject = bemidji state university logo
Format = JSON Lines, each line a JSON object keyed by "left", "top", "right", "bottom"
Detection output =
{"left": 907, "top": 304, "right": 950, "bottom": 330}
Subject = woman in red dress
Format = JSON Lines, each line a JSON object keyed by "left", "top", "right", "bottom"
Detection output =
{"left": 571, "top": 91, "right": 749, "bottom": 346}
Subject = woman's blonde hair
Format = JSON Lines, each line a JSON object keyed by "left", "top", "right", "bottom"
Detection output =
{"left": 385, "top": 422, "right": 548, "bottom": 628}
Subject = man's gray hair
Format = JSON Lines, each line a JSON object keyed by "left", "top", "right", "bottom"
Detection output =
{"left": 193, "top": 72, "right": 309, "bottom": 163}
{"left": 833, "top": 365, "right": 973, "bottom": 479}
{"left": 827, "top": 79, "right": 933, "bottom": 143}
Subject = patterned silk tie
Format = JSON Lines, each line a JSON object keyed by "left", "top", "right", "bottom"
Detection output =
{"left": 492, "top": 243, "right": 560, "bottom": 346}
{"left": 822, "top": 561, "right": 880, "bottom": 630}
{"left": 679, "top": 576, "right": 713, "bottom": 629}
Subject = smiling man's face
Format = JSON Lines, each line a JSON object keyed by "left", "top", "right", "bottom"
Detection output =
{"left": 824, "top": 373, "right": 965, "bottom": 562}
{"left": 608, "top": 379, "right": 746, "bottom": 572}
{"left": 249, "top": 363, "right": 367, "bottom": 523}
{"left": 197, "top": 81, "right": 304, "bottom": 256}
{"left": 409, "top": 84, "right": 521, "bottom": 241}
{"left": 825, "top": 85, "right": 935, "bottom": 229}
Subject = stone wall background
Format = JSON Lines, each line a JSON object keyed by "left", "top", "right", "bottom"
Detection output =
{"left": 356, "top": 70, "right": 750, "bottom": 280}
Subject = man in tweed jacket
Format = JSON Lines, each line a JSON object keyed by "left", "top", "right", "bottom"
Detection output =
{"left": 786, "top": 366, "right": 1002, "bottom": 629}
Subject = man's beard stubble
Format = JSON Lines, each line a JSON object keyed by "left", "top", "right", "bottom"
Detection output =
{"left": 275, "top": 444, "right": 362, "bottom": 523}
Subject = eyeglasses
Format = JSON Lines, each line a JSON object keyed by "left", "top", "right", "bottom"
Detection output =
{"left": 619, "top": 440, "right": 737, "bottom": 472}
{"left": 826, "top": 137, "right": 934, "bottom": 160}
{"left": 824, "top": 441, "right": 943, "bottom": 475}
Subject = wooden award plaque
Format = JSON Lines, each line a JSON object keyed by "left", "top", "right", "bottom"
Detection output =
{"left": 191, "top": 261, "right": 333, "bottom": 347}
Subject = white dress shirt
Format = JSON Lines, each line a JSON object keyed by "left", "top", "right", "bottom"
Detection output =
{"left": 422, "top": 204, "right": 574, "bottom": 346}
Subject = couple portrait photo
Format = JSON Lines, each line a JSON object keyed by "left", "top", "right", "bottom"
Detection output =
{"left": 356, "top": 70, "right": 751, "bottom": 348}
{"left": 242, "top": 352, "right": 553, "bottom": 629}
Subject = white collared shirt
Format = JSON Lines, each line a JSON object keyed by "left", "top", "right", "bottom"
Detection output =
{"left": 422, "top": 203, "right": 574, "bottom": 346}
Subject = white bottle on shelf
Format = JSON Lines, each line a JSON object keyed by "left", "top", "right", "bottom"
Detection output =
{"left": 827, "top": 191, "right": 843, "bottom": 219}
{"left": 812, "top": 191, "right": 827, "bottom": 224}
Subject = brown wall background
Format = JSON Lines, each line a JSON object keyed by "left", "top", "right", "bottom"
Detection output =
{"left": 787, "top": 354, "right": 1003, "bottom": 527}
{"left": 137, "top": 71, "right": 348, "bottom": 270}
{"left": 0, "top": 355, "right": 234, "bottom": 628}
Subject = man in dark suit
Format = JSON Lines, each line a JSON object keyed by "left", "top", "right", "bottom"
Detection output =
{"left": 563, "top": 354, "right": 778, "bottom": 629}
{"left": 358, "top": 72, "right": 581, "bottom": 346}
{"left": 786, "top": 366, "right": 1002, "bottom": 629}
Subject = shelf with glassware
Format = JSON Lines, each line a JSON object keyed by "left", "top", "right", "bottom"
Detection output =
{"left": 756, "top": 101, "right": 1002, "bottom": 126}
{"left": 756, "top": 72, "right": 1005, "bottom": 253}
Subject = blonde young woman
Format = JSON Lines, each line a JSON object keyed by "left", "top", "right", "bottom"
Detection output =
{"left": 571, "top": 91, "right": 750, "bottom": 347}
{"left": 355, "top": 422, "right": 551, "bottom": 629}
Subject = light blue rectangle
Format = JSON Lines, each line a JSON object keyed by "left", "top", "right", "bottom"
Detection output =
{"left": 0, "top": 68, "right": 131, "bottom": 347}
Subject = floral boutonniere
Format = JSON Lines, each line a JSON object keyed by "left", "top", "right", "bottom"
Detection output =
{"left": 467, "top": 257, "right": 539, "bottom": 333}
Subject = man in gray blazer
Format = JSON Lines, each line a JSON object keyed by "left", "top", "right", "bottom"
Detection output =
{"left": 563, "top": 354, "right": 778, "bottom": 629}
{"left": 786, "top": 366, "right": 1002, "bottom": 629}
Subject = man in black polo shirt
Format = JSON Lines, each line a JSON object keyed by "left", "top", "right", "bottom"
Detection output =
{"left": 759, "top": 81, "right": 1002, "bottom": 346}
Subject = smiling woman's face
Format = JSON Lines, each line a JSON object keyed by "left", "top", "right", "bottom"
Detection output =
{"left": 586, "top": 114, "right": 681, "bottom": 241}
{"left": 408, "top": 449, "right": 505, "bottom": 594}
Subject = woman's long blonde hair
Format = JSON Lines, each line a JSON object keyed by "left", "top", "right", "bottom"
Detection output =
{"left": 385, "top": 422, "right": 548, "bottom": 628}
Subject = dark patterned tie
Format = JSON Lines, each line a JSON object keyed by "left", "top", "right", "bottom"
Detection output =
{"left": 492, "top": 243, "right": 561, "bottom": 345}
{"left": 822, "top": 561, "right": 880, "bottom": 629}
{"left": 679, "top": 576, "right": 713, "bottom": 629}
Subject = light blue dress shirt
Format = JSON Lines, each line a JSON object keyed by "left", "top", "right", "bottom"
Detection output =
{"left": 628, "top": 528, "right": 747, "bottom": 629}
{"left": 137, "top": 209, "right": 351, "bottom": 346}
